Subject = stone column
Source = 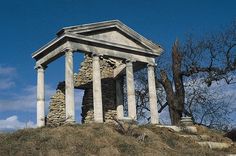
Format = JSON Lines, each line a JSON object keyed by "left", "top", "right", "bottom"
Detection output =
{"left": 65, "top": 49, "right": 75, "bottom": 123}
{"left": 126, "top": 60, "right": 136, "bottom": 120}
{"left": 36, "top": 65, "right": 45, "bottom": 127}
{"left": 148, "top": 64, "right": 159, "bottom": 124}
{"left": 116, "top": 77, "right": 124, "bottom": 119}
{"left": 92, "top": 53, "right": 103, "bottom": 123}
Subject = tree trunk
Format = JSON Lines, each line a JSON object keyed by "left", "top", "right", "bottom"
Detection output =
{"left": 160, "top": 40, "right": 185, "bottom": 125}
{"left": 168, "top": 103, "right": 183, "bottom": 125}
{"left": 160, "top": 70, "right": 180, "bottom": 125}
{"left": 172, "top": 40, "right": 184, "bottom": 122}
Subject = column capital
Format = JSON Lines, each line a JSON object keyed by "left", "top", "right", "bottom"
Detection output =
{"left": 64, "top": 48, "right": 74, "bottom": 55}
{"left": 125, "top": 60, "right": 136, "bottom": 68}
{"left": 92, "top": 52, "right": 103, "bottom": 57}
{"left": 35, "top": 65, "right": 47, "bottom": 70}
{"left": 147, "top": 63, "right": 157, "bottom": 68}
{"left": 92, "top": 53, "right": 104, "bottom": 61}
{"left": 125, "top": 59, "right": 136, "bottom": 64}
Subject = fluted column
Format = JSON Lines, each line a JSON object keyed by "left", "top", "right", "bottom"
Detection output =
{"left": 65, "top": 49, "right": 75, "bottom": 123}
{"left": 148, "top": 63, "right": 159, "bottom": 124}
{"left": 36, "top": 65, "right": 46, "bottom": 127}
{"left": 126, "top": 60, "right": 136, "bottom": 120}
{"left": 116, "top": 77, "right": 124, "bottom": 119}
{"left": 92, "top": 53, "right": 103, "bottom": 123}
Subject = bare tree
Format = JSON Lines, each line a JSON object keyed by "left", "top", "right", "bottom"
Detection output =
{"left": 133, "top": 69, "right": 166, "bottom": 123}
{"left": 133, "top": 20, "right": 236, "bottom": 126}
{"left": 158, "top": 20, "right": 236, "bottom": 125}
{"left": 185, "top": 76, "right": 233, "bottom": 130}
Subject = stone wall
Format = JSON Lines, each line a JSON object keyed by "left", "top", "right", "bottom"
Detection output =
{"left": 74, "top": 54, "right": 117, "bottom": 87}
{"left": 75, "top": 54, "right": 120, "bottom": 123}
{"left": 46, "top": 82, "right": 66, "bottom": 127}
{"left": 81, "top": 79, "right": 117, "bottom": 123}
{"left": 81, "top": 86, "right": 93, "bottom": 123}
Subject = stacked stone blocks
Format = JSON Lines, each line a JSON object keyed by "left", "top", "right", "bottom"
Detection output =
{"left": 46, "top": 82, "right": 66, "bottom": 127}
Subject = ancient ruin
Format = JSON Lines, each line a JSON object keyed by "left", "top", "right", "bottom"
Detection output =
{"left": 32, "top": 20, "right": 163, "bottom": 127}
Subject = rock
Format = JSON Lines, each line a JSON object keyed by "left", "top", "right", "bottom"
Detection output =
{"left": 225, "top": 128, "right": 236, "bottom": 141}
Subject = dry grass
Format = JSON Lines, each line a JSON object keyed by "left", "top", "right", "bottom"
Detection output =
{"left": 193, "top": 125, "right": 232, "bottom": 143}
{"left": 0, "top": 124, "right": 234, "bottom": 156}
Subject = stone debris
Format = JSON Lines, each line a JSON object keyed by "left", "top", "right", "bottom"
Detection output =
{"left": 105, "top": 110, "right": 117, "bottom": 123}
{"left": 84, "top": 110, "right": 94, "bottom": 124}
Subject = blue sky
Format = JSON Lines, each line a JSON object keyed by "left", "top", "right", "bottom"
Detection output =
{"left": 0, "top": 0, "right": 236, "bottom": 129}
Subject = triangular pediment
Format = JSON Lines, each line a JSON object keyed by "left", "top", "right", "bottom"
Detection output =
{"left": 82, "top": 28, "right": 148, "bottom": 49}
{"left": 32, "top": 20, "right": 164, "bottom": 66}
{"left": 57, "top": 20, "right": 163, "bottom": 53}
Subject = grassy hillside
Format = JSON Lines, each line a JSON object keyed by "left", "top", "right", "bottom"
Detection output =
{"left": 0, "top": 123, "right": 235, "bottom": 156}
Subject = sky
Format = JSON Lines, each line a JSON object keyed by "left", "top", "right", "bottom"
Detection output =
{"left": 0, "top": 0, "right": 236, "bottom": 130}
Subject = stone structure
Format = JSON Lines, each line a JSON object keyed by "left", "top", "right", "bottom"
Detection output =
{"left": 32, "top": 20, "right": 163, "bottom": 127}
{"left": 180, "top": 116, "right": 194, "bottom": 126}
{"left": 46, "top": 82, "right": 66, "bottom": 127}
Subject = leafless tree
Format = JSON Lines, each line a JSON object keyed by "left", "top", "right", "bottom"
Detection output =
{"left": 185, "top": 76, "right": 233, "bottom": 130}
{"left": 133, "top": 69, "right": 166, "bottom": 123}
{"left": 159, "top": 20, "right": 236, "bottom": 125}
{"left": 123, "top": 69, "right": 167, "bottom": 124}
{"left": 133, "top": 20, "right": 236, "bottom": 126}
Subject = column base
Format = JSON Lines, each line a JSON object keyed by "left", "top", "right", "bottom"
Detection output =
{"left": 65, "top": 119, "right": 76, "bottom": 125}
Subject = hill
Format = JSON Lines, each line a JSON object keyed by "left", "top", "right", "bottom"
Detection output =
{"left": 0, "top": 123, "right": 235, "bottom": 156}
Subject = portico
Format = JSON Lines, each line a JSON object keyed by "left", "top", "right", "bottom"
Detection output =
{"left": 32, "top": 20, "right": 163, "bottom": 127}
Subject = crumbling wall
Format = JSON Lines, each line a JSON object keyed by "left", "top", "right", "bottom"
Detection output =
{"left": 47, "top": 82, "right": 66, "bottom": 127}
{"left": 47, "top": 54, "right": 123, "bottom": 125}
{"left": 74, "top": 54, "right": 116, "bottom": 86}
{"left": 75, "top": 54, "right": 120, "bottom": 123}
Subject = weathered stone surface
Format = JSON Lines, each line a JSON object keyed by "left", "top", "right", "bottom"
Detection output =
{"left": 148, "top": 64, "right": 159, "bottom": 124}
{"left": 37, "top": 66, "right": 45, "bottom": 127}
{"left": 65, "top": 50, "right": 75, "bottom": 123}
{"left": 46, "top": 82, "right": 66, "bottom": 127}
{"left": 126, "top": 60, "right": 136, "bottom": 120}
{"left": 74, "top": 55, "right": 117, "bottom": 88}
{"left": 81, "top": 86, "right": 93, "bottom": 123}
{"left": 76, "top": 54, "right": 119, "bottom": 123}
{"left": 104, "top": 110, "right": 117, "bottom": 123}
{"left": 93, "top": 54, "right": 103, "bottom": 123}
{"left": 32, "top": 20, "right": 162, "bottom": 68}
{"left": 47, "top": 54, "right": 122, "bottom": 125}
{"left": 180, "top": 116, "right": 194, "bottom": 126}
